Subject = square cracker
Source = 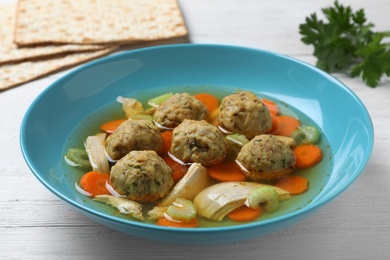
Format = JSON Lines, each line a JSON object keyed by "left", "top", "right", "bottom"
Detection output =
{"left": 0, "top": 3, "right": 109, "bottom": 64}
{"left": 14, "top": 0, "right": 188, "bottom": 46}
{"left": 0, "top": 47, "right": 117, "bottom": 91}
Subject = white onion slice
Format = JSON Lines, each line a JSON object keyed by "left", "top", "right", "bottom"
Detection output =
{"left": 74, "top": 182, "right": 92, "bottom": 196}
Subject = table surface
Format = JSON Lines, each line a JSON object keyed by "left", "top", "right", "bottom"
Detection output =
{"left": 1, "top": 0, "right": 389, "bottom": 259}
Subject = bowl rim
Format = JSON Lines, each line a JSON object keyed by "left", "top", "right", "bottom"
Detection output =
{"left": 20, "top": 43, "right": 374, "bottom": 234}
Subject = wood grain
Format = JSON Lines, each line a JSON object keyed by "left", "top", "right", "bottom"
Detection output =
{"left": 1, "top": 0, "right": 389, "bottom": 259}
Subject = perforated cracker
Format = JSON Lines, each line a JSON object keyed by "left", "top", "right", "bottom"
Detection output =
{"left": 0, "top": 47, "right": 117, "bottom": 91}
{"left": 0, "top": 3, "right": 108, "bottom": 64}
{"left": 14, "top": 0, "right": 188, "bottom": 46}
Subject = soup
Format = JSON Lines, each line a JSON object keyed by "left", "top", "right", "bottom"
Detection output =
{"left": 62, "top": 85, "right": 332, "bottom": 228}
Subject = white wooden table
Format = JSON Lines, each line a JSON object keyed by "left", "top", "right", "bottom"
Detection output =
{"left": 1, "top": 0, "right": 389, "bottom": 259}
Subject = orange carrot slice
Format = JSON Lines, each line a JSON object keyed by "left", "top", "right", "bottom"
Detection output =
{"left": 161, "top": 130, "right": 173, "bottom": 154}
{"left": 271, "top": 115, "right": 300, "bottom": 136}
{"left": 156, "top": 217, "right": 198, "bottom": 228}
{"left": 100, "top": 119, "right": 126, "bottom": 134}
{"left": 194, "top": 93, "right": 219, "bottom": 113}
{"left": 207, "top": 107, "right": 220, "bottom": 126}
{"left": 162, "top": 156, "right": 188, "bottom": 182}
{"left": 275, "top": 175, "right": 308, "bottom": 195}
{"left": 79, "top": 171, "right": 110, "bottom": 197}
{"left": 293, "top": 144, "right": 323, "bottom": 169}
{"left": 227, "top": 205, "right": 262, "bottom": 222}
{"left": 262, "top": 98, "right": 279, "bottom": 116}
{"left": 208, "top": 161, "right": 247, "bottom": 182}
{"left": 268, "top": 115, "right": 280, "bottom": 134}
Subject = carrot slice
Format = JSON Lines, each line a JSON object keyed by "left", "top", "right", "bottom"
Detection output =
{"left": 79, "top": 171, "right": 110, "bottom": 197}
{"left": 275, "top": 175, "right": 308, "bottom": 195}
{"left": 262, "top": 98, "right": 279, "bottom": 116}
{"left": 207, "top": 107, "right": 220, "bottom": 126}
{"left": 100, "top": 119, "right": 126, "bottom": 134}
{"left": 162, "top": 156, "right": 188, "bottom": 182}
{"left": 268, "top": 115, "right": 280, "bottom": 134}
{"left": 271, "top": 115, "right": 300, "bottom": 136}
{"left": 193, "top": 93, "right": 219, "bottom": 113}
{"left": 227, "top": 205, "right": 262, "bottom": 222}
{"left": 161, "top": 130, "right": 173, "bottom": 154}
{"left": 208, "top": 161, "right": 247, "bottom": 182}
{"left": 156, "top": 217, "right": 198, "bottom": 228}
{"left": 293, "top": 144, "right": 323, "bottom": 169}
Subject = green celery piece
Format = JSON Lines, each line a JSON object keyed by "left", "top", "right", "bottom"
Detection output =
{"left": 148, "top": 93, "right": 173, "bottom": 107}
{"left": 291, "top": 125, "right": 321, "bottom": 145}
{"left": 65, "top": 148, "right": 91, "bottom": 170}
{"left": 129, "top": 113, "right": 154, "bottom": 121}
{"left": 166, "top": 198, "right": 197, "bottom": 222}
{"left": 245, "top": 187, "right": 280, "bottom": 212}
{"left": 225, "top": 134, "right": 249, "bottom": 146}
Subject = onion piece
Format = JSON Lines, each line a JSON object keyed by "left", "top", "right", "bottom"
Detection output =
{"left": 74, "top": 182, "right": 92, "bottom": 196}
{"left": 105, "top": 181, "right": 125, "bottom": 197}
{"left": 104, "top": 149, "right": 117, "bottom": 163}
{"left": 273, "top": 135, "right": 296, "bottom": 147}
{"left": 148, "top": 206, "right": 167, "bottom": 220}
{"left": 158, "top": 163, "right": 213, "bottom": 207}
{"left": 85, "top": 133, "right": 109, "bottom": 174}
{"left": 94, "top": 195, "right": 144, "bottom": 220}
{"left": 193, "top": 182, "right": 290, "bottom": 221}
{"left": 116, "top": 96, "right": 144, "bottom": 118}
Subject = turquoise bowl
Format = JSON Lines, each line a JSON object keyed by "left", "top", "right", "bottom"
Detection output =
{"left": 20, "top": 44, "right": 374, "bottom": 243}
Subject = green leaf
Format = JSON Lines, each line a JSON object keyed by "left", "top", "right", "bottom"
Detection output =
{"left": 299, "top": 14, "right": 324, "bottom": 45}
{"left": 322, "top": 1, "right": 353, "bottom": 31}
{"left": 299, "top": 0, "right": 390, "bottom": 87}
{"left": 352, "top": 33, "right": 390, "bottom": 87}
{"left": 352, "top": 9, "right": 367, "bottom": 25}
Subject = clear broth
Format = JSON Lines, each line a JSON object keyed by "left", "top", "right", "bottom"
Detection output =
{"left": 62, "top": 84, "right": 333, "bottom": 228}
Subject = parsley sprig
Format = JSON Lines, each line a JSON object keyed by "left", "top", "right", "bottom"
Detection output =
{"left": 299, "top": 1, "right": 390, "bottom": 87}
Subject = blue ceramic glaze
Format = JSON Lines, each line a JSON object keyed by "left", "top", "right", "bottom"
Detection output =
{"left": 20, "top": 44, "right": 374, "bottom": 244}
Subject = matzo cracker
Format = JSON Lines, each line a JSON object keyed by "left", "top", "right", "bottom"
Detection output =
{"left": 14, "top": 0, "right": 188, "bottom": 45}
{"left": 0, "top": 47, "right": 117, "bottom": 91}
{"left": 0, "top": 3, "right": 108, "bottom": 64}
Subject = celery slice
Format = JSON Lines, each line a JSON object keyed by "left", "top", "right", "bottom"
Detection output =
{"left": 129, "top": 114, "right": 154, "bottom": 121}
{"left": 166, "top": 198, "right": 197, "bottom": 222}
{"left": 225, "top": 134, "right": 249, "bottom": 146}
{"left": 292, "top": 125, "right": 321, "bottom": 144}
{"left": 245, "top": 187, "right": 280, "bottom": 212}
{"left": 148, "top": 93, "right": 173, "bottom": 107}
{"left": 64, "top": 148, "right": 91, "bottom": 170}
